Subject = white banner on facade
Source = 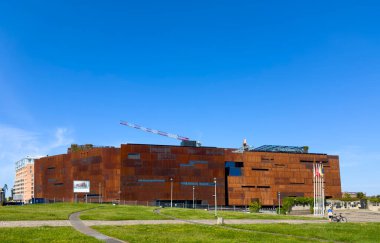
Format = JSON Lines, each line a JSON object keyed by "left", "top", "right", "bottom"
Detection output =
{"left": 73, "top": 180, "right": 90, "bottom": 193}
{"left": 313, "top": 163, "right": 325, "bottom": 216}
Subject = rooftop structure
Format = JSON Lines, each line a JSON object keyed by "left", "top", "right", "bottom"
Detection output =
{"left": 253, "top": 145, "right": 310, "bottom": 154}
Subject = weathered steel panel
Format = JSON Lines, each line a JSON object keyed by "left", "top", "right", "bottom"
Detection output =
{"left": 34, "top": 143, "right": 342, "bottom": 206}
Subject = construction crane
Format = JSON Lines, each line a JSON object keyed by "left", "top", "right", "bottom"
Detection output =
{"left": 120, "top": 121, "right": 201, "bottom": 147}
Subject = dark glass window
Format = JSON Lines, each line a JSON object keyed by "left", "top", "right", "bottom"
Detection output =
{"left": 225, "top": 161, "right": 243, "bottom": 176}
{"left": 225, "top": 161, "right": 235, "bottom": 167}
{"left": 252, "top": 168, "right": 269, "bottom": 171}
{"left": 180, "top": 182, "right": 198, "bottom": 186}
{"left": 138, "top": 179, "right": 165, "bottom": 183}
{"left": 180, "top": 160, "right": 208, "bottom": 167}
{"left": 128, "top": 153, "right": 141, "bottom": 159}
{"left": 229, "top": 167, "right": 242, "bottom": 176}
{"left": 198, "top": 182, "right": 214, "bottom": 186}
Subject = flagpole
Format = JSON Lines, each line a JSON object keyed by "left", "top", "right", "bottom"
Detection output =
{"left": 317, "top": 163, "right": 320, "bottom": 215}
{"left": 316, "top": 163, "right": 319, "bottom": 215}
{"left": 319, "top": 164, "right": 322, "bottom": 215}
{"left": 321, "top": 163, "right": 325, "bottom": 216}
{"left": 313, "top": 163, "right": 316, "bottom": 215}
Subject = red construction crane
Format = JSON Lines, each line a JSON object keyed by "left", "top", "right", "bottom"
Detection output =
{"left": 120, "top": 120, "right": 190, "bottom": 141}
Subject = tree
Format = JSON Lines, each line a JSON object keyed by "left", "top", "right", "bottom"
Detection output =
{"left": 343, "top": 193, "right": 352, "bottom": 199}
{"left": 356, "top": 192, "right": 365, "bottom": 199}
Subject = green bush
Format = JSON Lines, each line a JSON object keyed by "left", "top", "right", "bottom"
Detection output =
{"left": 249, "top": 201, "right": 262, "bottom": 213}
{"left": 369, "top": 197, "right": 380, "bottom": 203}
{"left": 276, "top": 207, "right": 286, "bottom": 214}
{"left": 281, "top": 197, "right": 314, "bottom": 214}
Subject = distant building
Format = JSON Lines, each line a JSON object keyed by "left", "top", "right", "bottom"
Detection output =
{"left": 34, "top": 143, "right": 342, "bottom": 206}
{"left": 14, "top": 157, "right": 40, "bottom": 203}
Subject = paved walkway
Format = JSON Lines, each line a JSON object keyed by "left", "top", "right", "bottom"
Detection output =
{"left": 69, "top": 211, "right": 125, "bottom": 243}
{"left": 334, "top": 210, "right": 380, "bottom": 222}
{"left": 0, "top": 218, "right": 328, "bottom": 227}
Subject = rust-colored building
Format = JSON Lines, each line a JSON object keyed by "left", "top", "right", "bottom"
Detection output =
{"left": 34, "top": 144, "right": 341, "bottom": 206}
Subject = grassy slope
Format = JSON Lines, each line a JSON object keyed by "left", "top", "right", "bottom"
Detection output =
{"left": 80, "top": 205, "right": 168, "bottom": 220}
{"left": 229, "top": 223, "right": 380, "bottom": 243}
{"left": 0, "top": 203, "right": 99, "bottom": 221}
{"left": 0, "top": 226, "right": 100, "bottom": 242}
{"left": 81, "top": 206, "right": 318, "bottom": 220}
{"left": 93, "top": 224, "right": 313, "bottom": 243}
{"left": 0, "top": 203, "right": 319, "bottom": 221}
{"left": 94, "top": 223, "right": 380, "bottom": 243}
{"left": 159, "top": 207, "right": 319, "bottom": 220}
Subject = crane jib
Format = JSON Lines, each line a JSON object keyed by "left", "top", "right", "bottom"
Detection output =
{"left": 120, "top": 121, "right": 191, "bottom": 142}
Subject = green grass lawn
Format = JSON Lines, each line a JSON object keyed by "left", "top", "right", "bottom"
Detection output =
{"left": 0, "top": 226, "right": 100, "bottom": 242}
{"left": 94, "top": 223, "right": 380, "bottom": 243}
{"left": 159, "top": 207, "right": 319, "bottom": 220}
{"left": 0, "top": 203, "right": 319, "bottom": 221}
{"left": 93, "top": 224, "right": 314, "bottom": 243}
{"left": 80, "top": 205, "right": 168, "bottom": 220}
{"left": 0, "top": 203, "right": 99, "bottom": 220}
{"left": 80, "top": 205, "right": 319, "bottom": 221}
{"left": 228, "top": 223, "right": 380, "bottom": 242}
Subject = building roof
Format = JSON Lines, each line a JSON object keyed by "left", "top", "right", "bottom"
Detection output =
{"left": 252, "top": 145, "right": 308, "bottom": 154}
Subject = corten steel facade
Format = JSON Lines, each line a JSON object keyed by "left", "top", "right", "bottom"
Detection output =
{"left": 35, "top": 144, "right": 341, "bottom": 206}
{"left": 120, "top": 144, "right": 227, "bottom": 205}
{"left": 224, "top": 151, "right": 341, "bottom": 206}
{"left": 35, "top": 147, "right": 120, "bottom": 202}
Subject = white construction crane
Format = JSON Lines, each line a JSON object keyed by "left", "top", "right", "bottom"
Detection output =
{"left": 120, "top": 120, "right": 200, "bottom": 146}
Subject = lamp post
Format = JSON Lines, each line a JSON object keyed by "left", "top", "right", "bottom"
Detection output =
{"left": 214, "top": 177, "right": 217, "bottom": 217}
{"left": 278, "top": 192, "right": 281, "bottom": 214}
{"left": 193, "top": 186, "right": 195, "bottom": 209}
{"left": 170, "top": 177, "right": 173, "bottom": 208}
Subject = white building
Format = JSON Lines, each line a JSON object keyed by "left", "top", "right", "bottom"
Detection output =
{"left": 14, "top": 156, "right": 41, "bottom": 203}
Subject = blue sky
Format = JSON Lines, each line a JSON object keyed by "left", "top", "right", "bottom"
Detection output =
{"left": 0, "top": 1, "right": 379, "bottom": 195}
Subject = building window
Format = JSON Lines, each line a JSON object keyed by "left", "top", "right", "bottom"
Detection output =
{"left": 198, "top": 182, "right": 215, "bottom": 186}
{"left": 252, "top": 168, "right": 269, "bottom": 171}
{"left": 300, "top": 160, "right": 313, "bottom": 163}
{"left": 138, "top": 179, "right": 165, "bottom": 183}
{"left": 225, "top": 161, "right": 243, "bottom": 176}
{"left": 229, "top": 167, "right": 242, "bottom": 176}
{"left": 128, "top": 153, "right": 141, "bottom": 160}
{"left": 180, "top": 182, "right": 198, "bottom": 186}
{"left": 180, "top": 160, "right": 208, "bottom": 167}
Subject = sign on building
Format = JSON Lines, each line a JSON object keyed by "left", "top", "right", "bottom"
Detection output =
{"left": 73, "top": 180, "right": 90, "bottom": 193}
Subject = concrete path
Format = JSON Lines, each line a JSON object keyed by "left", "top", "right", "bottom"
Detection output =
{"left": 0, "top": 220, "right": 72, "bottom": 227}
{"left": 0, "top": 218, "right": 328, "bottom": 227}
{"left": 334, "top": 210, "right": 380, "bottom": 222}
{"left": 69, "top": 212, "right": 125, "bottom": 243}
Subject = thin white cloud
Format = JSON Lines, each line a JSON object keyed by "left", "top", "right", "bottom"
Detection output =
{"left": 0, "top": 124, "right": 74, "bottom": 190}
